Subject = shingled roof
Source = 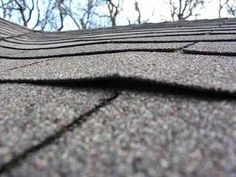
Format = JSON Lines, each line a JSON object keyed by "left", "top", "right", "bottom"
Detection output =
{"left": 0, "top": 17, "right": 236, "bottom": 177}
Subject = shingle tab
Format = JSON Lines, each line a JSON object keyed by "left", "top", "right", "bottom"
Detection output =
{"left": 0, "top": 17, "right": 236, "bottom": 177}
{"left": 0, "top": 19, "right": 29, "bottom": 38}
{"left": 2, "top": 52, "right": 236, "bottom": 92}
{"left": 1, "top": 33, "right": 235, "bottom": 47}
{"left": 0, "top": 43, "right": 189, "bottom": 58}
{"left": 0, "top": 83, "right": 114, "bottom": 167}
{"left": 7, "top": 92, "right": 236, "bottom": 177}
{"left": 184, "top": 41, "right": 236, "bottom": 56}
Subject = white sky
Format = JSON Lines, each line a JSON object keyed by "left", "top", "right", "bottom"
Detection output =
{"left": 63, "top": 0, "right": 234, "bottom": 30}
{"left": 119, "top": 0, "right": 230, "bottom": 24}
{"left": 4, "top": 0, "right": 233, "bottom": 30}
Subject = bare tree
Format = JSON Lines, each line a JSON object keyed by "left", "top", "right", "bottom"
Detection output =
{"left": 134, "top": 0, "right": 141, "bottom": 24}
{"left": 104, "top": 0, "right": 123, "bottom": 26}
{"left": 66, "top": 0, "right": 100, "bottom": 29}
{"left": 0, "top": 0, "right": 35, "bottom": 27}
{"left": 0, "top": 0, "right": 104, "bottom": 31}
{"left": 80, "top": 0, "right": 100, "bottom": 29}
{"left": 0, "top": 0, "right": 56, "bottom": 30}
{"left": 218, "top": 0, "right": 236, "bottom": 18}
{"left": 169, "top": 0, "right": 204, "bottom": 21}
{"left": 226, "top": 0, "right": 236, "bottom": 16}
{"left": 0, "top": 0, "right": 73, "bottom": 31}
{"left": 35, "top": 0, "right": 54, "bottom": 31}
{"left": 43, "top": 0, "right": 72, "bottom": 31}
{"left": 219, "top": 0, "right": 224, "bottom": 18}
{"left": 132, "top": 0, "right": 154, "bottom": 24}
{"left": 56, "top": 0, "right": 66, "bottom": 31}
{"left": 0, "top": 0, "right": 12, "bottom": 18}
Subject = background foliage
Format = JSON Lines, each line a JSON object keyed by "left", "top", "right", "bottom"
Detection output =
{"left": 0, "top": 0, "right": 235, "bottom": 31}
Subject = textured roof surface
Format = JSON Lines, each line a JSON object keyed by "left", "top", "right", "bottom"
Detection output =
{"left": 0, "top": 18, "right": 236, "bottom": 177}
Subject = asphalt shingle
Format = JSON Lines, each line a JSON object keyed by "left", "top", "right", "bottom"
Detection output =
{"left": 0, "top": 43, "right": 189, "bottom": 57}
{"left": 2, "top": 52, "right": 236, "bottom": 92}
{"left": 6, "top": 92, "right": 236, "bottom": 177}
{"left": 184, "top": 41, "right": 236, "bottom": 56}
{"left": 0, "top": 83, "right": 114, "bottom": 167}
{"left": 2, "top": 33, "right": 235, "bottom": 47}
{"left": 0, "top": 17, "right": 236, "bottom": 177}
{"left": 0, "top": 19, "right": 29, "bottom": 38}
{"left": 0, "top": 58, "right": 44, "bottom": 73}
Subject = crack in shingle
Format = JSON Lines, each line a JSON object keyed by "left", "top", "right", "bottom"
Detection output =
{"left": 2, "top": 59, "right": 50, "bottom": 72}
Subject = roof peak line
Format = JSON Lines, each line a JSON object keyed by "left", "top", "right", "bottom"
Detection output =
{"left": 1, "top": 17, "right": 236, "bottom": 33}
{"left": 0, "top": 18, "right": 31, "bottom": 32}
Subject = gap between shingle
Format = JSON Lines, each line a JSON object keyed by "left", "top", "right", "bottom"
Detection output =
{"left": 0, "top": 91, "right": 120, "bottom": 175}
{"left": 2, "top": 37, "right": 236, "bottom": 50}
{"left": 0, "top": 49, "right": 177, "bottom": 60}
{"left": 174, "top": 42, "right": 198, "bottom": 53}
{"left": 2, "top": 32, "right": 208, "bottom": 44}
{"left": 183, "top": 49, "right": 236, "bottom": 57}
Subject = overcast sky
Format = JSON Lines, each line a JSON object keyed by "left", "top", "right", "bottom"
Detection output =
{"left": 118, "top": 0, "right": 232, "bottom": 23}
{"left": 62, "top": 0, "right": 233, "bottom": 30}
{"left": 1, "top": 0, "right": 234, "bottom": 31}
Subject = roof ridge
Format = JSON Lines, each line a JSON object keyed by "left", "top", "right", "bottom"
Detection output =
{"left": 0, "top": 18, "right": 31, "bottom": 32}
{"left": 1, "top": 17, "right": 236, "bottom": 33}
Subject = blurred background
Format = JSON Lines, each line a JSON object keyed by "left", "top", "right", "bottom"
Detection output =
{"left": 0, "top": 0, "right": 235, "bottom": 31}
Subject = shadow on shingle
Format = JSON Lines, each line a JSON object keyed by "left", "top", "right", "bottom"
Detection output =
{"left": 1, "top": 76, "right": 236, "bottom": 101}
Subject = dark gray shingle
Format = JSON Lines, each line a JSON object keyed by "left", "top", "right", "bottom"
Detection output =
{"left": 0, "top": 17, "right": 236, "bottom": 177}
{"left": 6, "top": 92, "right": 236, "bottom": 177}
{"left": 184, "top": 41, "right": 236, "bottom": 56}
{"left": 0, "top": 83, "right": 114, "bottom": 166}
{"left": 2, "top": 52, "right": 236, "bottom": 92}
